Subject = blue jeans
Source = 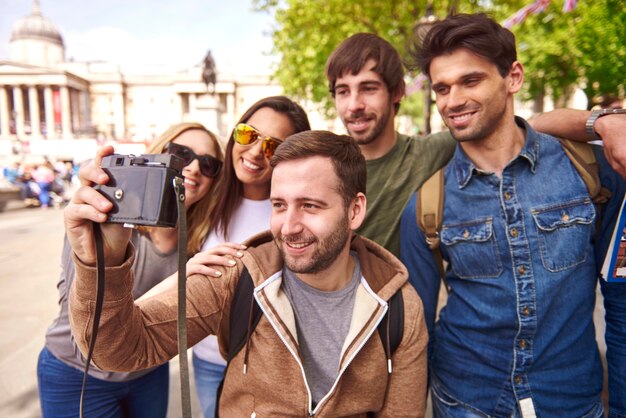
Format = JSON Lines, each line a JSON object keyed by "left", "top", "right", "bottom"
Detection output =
{"left": 37, "top": 181, "right": 51, "bottom": 206}
{"left": 192, "top": 353, "right": 226, "bottom": 418}
{"left": 37, "top": 347, "right": 169, "bottom": 418}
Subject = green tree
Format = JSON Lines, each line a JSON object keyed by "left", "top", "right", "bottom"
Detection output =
{"left": 511, "top": 0, "right": 625, "bottom": 109}
{"left": 573, "top": 0, "right": 626, "bottom": 107}
{"left": 254, "top": 0, "right": 486, "bottom": 116}
{"left": 257, "top": 0, "right": 624, "bottom": 116}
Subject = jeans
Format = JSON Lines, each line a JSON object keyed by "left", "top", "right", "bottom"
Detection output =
{"left": 37, "top": 347, "right": 169, "bottom": 418}
{"left": 37, "top": 181, "right": 51, "bottom": 207}
{"left": 192, "top": 352, "right": 226, "bottom": 418}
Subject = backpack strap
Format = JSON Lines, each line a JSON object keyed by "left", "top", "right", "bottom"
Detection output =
{"left": 378, "top": 289, "right": 404, "bottom": 373}
{"left": 416, "top": 168, "right": 445, "bottom": 250}
{"left": 558, "top": 138, "right": 612, "bottom": 205}
{"left": 415, "top": 168, "right": 449, "bottom": 291}
{"left": 215, "top": 267, "right": 261, "bottom": 418}
{"left": 226, "top": 267, "right": 261, "bottom": 363}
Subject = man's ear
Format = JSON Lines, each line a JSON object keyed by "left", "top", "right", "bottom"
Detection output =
{"left": 392, "top": 87, "right": 404, "bottom": 111}
{"left": 508, "top": 61, "right": 524, "bottom": 94}
{"left": 349, "top": 193, "right": 367, "bottom": 230}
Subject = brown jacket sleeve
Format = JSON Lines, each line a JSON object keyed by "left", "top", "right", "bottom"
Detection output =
{"left": 69, "top": 243, "right": 238, "bottom": 372}
{"left": 377, "top": 284, "right": 428, "bottom": 417}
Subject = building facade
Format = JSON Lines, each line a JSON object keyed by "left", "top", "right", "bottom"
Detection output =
{"left": 0, "top": 1, "right": 283, "bottom": 162}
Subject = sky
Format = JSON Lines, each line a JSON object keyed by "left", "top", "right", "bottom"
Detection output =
{"left": 0, "top": 0, "right": 279, "bottom": 75}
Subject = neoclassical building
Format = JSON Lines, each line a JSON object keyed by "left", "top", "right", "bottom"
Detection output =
{"left": 0, "top": 1, "right": 284, "bottom": 161}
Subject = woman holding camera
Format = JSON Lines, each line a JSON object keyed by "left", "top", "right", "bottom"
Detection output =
{"left": 187, "top": 96, "right": 310, "bottom": 418}
{"left": 37, "top": 123, "right": 223, "bottom": 418}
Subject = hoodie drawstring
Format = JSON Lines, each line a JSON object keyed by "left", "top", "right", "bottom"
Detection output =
{"left": 243, "top": 293, "right": 256, "bottom": 374}
{"left": 386, "top": 299, "right": 392, "bottom": 374}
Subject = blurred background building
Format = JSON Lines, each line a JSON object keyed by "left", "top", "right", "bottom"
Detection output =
{"left": 0, "top": 1, "right": 285, "bottom": 163}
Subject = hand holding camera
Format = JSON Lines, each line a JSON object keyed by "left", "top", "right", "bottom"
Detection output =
{"left": 64, "top": 146, "right": 131, "bottom": 267}
{"left": 65, "top": 146, "right": 185, "bottom": 267}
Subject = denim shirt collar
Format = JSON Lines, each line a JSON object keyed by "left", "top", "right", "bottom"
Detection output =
{"left": 452, "top": 116, "right": 540, "bottom": 188}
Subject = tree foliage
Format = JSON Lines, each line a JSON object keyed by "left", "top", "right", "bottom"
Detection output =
{"left": 512, "top": 0, "right": 625, "bottom": 108}
{"left": 254, "top": 0, "right": 487, "bottom": 115}
{"left": 572, "top": 0, "right": 626, "bottom": 106}
{"left": 255, "top": 0, "right": 625, "bottom": 115}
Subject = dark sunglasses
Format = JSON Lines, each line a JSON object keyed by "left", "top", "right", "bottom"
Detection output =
{"left": 164, "top": 142, "right": 222, "bottom": 178}
{"left": 233, "top": 123, "right": 283, "bottom": 159}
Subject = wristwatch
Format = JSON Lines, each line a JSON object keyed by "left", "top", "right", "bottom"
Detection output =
{"left": 586, "top": 108, "right": 626, "bottom": 140}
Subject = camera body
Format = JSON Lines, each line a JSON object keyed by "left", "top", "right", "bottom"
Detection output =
{"left": 95, "top": 154, "right": 184, "bottom": 228}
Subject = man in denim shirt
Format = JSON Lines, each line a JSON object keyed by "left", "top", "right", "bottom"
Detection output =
{"left": 400, "top": 13, "right": 626, "bottom": 417}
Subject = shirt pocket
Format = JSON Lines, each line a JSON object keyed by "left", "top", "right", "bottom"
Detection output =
{"left": 441, "top": 217, "right": 503, "bottom": 279}
{"left": 531, "top": 198, "right": 595, "bottom": 272}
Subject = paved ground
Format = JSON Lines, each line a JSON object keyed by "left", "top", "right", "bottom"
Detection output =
{"left": 0, "top": 201, "right": 608, "bottom": 417}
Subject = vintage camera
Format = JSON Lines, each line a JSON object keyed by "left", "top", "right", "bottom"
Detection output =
{"left": 95, "top": 154, "right": 185, "bottom": 228}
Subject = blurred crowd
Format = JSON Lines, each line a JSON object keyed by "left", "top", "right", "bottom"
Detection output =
{"left": 1, "top": 159, "right": 78, "bottom": 208}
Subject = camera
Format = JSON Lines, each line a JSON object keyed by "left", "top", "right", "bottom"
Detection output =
{"left": 95, "top": 154, "right": 185, "bottom": 228}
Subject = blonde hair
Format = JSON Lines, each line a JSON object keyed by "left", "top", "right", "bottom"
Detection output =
{"left": 144, "top": 122, "right": 224, "bottom": 256}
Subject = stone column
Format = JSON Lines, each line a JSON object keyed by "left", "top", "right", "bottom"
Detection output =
{"left": 112, "top": 93, "right": 125, "bottom": 139}
{"left": 28, "top": 86, "right": 41, "bottom": 139}
{"left": 226, "top": 93, "right": 235, "bottom": 134}
{"left": 189, "top": 93, "right": 197, "bottom": 119}
{"left": 81, "top": 90, "right": 90, "bottom": 131}
{"left": 13, "top": 86, "right": 25, "bottom": 139}
{"left": 173, "top": 93, "right": 183, "bottom": 121}
{"left": 60, "top": 86, "right": 72, "bottom": 138}
{"left": 44, "top": 86, "right": 55, "bottom": 139}
{"left": 0, "top": 86, "right": 10, "bottom": 138}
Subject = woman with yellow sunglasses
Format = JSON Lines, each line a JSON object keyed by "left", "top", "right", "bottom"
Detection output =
{"left": 189, "top": 96, "right": 310, "bottom": 418}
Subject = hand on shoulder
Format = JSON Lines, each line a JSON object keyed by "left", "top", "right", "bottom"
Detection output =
{"left": 187, "top": 242, "right": 247, "bottom": 278}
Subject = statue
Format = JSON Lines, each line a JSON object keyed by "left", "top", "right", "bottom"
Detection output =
{"left": 202, "top": 50, "right": 217, "bottom": 94}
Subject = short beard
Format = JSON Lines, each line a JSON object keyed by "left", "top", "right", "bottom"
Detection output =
{"left": 345, "top": 105, "right": 392, "bottom": 146}
{"left": 276, "top": 214, "right": 350, "bottom": 274}
{"left": 447, "top": 100, "right": 507, "bottom": 144}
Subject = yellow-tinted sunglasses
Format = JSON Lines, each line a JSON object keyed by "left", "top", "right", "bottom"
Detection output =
{"left": 233, "top": 123, "right": 283, "bottom": 159}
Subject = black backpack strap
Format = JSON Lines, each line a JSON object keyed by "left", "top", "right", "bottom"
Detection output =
{"left": 215, "top": 267, "right": 262, "bottom": 417}
{"left": 226, "top": 267, "right": 262, "bottom": 362}
{"left": 378, "top": 289, "right": 404, "bottom": 373}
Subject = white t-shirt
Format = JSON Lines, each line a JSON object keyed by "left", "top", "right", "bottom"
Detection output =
{"left": 192, "top": 198, "right": 272, "bottom": 365}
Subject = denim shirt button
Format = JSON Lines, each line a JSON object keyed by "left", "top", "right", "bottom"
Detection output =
{"left": 510, "top": 227, "right": 518, "bottom": 238}
{"left": 518, "top": 266, "right": 526, "bottom": 275}
{"left": 521, "top": 306, "right": 531, "bottom": 316}
{"left": 561, "top": 213, "right": 570, "bottom": 222}
{"left": 504, "top": 191, "right": 511, "bottom": 200}
{"left": 519, "top": 339, "right": 527, "bottom": 349}
{"left": 514, "top": 375, "right": 522, "bottom": 385}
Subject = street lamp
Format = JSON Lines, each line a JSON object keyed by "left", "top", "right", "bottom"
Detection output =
{"left": 413, "top": 4, "right": 438, "bottom": 134}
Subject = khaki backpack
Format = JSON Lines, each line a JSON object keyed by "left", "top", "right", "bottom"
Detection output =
{"left": 416, "top": 139, "right": 612, "bottom": 289}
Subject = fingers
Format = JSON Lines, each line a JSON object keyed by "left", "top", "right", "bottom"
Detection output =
{"left": 79, "top": 146, "right": 115, "bottom": 186}
{"left": 64, "top": 183, "right": 116, "bottom": 266}
{"left": 187, "top": 263, "right": 223, "bottom": 278}
{"left": 596, "top": 114, "right": 626, "bottom": 180}
{"left": 604, "top": 147, "right": 626, "bottom": 180}
{"left": 202, "top": 242, "right": 247, "bottom": 257}
{"left": 67, "top": 186, "right": 113, "bottom": 223}
{"left": 187, "top": 244, "right": 246, "bottom": 278}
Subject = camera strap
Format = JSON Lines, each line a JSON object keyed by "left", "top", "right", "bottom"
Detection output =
{"left": 80, "top": 176, "right": 192, "bottom": 418}
{"left": 173, "top": 177, "right": 192, "bottom": 418}
{"left": 79, "top": 222, "right": 105, "bottom": 418}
